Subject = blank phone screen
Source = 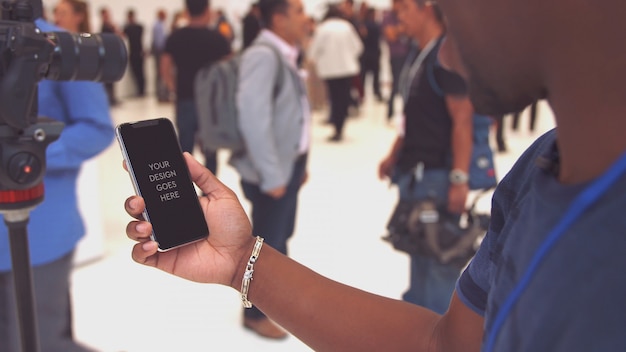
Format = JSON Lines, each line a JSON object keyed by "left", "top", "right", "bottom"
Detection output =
{"left": 116, "top": 118, "right": 208, "bottom": 250}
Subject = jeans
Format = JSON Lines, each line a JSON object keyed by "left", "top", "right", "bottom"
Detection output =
{"left": 395, "top": 168, "right": 462, "bottom": 314}
{"left": 176, "top": 100, "right": 218, "bottom": 175}
{"left": 241, "top": 154, "right": 307, "bottom": 320}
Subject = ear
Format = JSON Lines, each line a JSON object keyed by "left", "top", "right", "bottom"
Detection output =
{"left": 271, "top": 11, "right": 287, "bottom": 30}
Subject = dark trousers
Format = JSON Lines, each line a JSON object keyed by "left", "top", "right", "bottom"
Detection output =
{"left": 512, "top": 101, "right": 538, "bottom": 132}
{"left": 241, "top": 154, "right": 307, "bottom": 320}
{"left": 360, "top": 55, "right": 382, "bottom": 99}
{"left": 495, "top": 115, "right": 507, "bottom": 152}
{"left": 0, "top": 251, "right": 94, "bottom": 352}
{"left": 129, "top": 55, "right": 146, "bottom": 97}
{"left": 176, "top": 100, "right": 218, "bottom": 175}
{"left": 326, "top": 77, "right": 353, "bottom": 138}
{"left": 104, "top": 82, "right": 117, "bottom": 105}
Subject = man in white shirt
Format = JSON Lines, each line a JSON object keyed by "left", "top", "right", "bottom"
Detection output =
{"left": 308, "top": 5, "right": 363, "bottom": 142}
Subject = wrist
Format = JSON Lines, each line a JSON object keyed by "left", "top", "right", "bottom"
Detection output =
{"left": 240, "top": 236, "right": 265, "bottom": 308}
{"left": 449, "top": 168, "right": 469, "bottom": 185}
{"left": 229, "top": 236, "right": 258, "bottom": 289}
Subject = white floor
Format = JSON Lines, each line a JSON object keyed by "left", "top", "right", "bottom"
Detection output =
{"left": 66, "top": 93, "right": 555, "bottom": 351}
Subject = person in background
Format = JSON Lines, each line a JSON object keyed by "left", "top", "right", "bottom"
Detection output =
{"left": 359, "top": 6, "right": 383, "bottom": 102}
{"left": 382, "top": 0, "right": 410, "bottom": 122}
{"left": 302, "top": 17, "right": 327, "bottom": 111}
{"left": 152, "top": 8, "right": 170, "bottom": 103}
{"left": 161, "top": 0, "right": 231, "bottom": 175}
{"left": 99, "top": 6, "right": 121, "bottom": 106}
{"left": 232, "top": 0, "right": 311, "bottom": 339}
{"left": 340, "top": 0, "right": 365, "bottom": 109}
{"left": 308, "top": 4, "right": 363, "bottom": 142}
{"left": 171, "top": 10, "right": 188, "bottom": 32}
{"left": 123, "top": 8, "right": 146, "bottom": 98}
{"left": 242, "top": 2, "right": 262, "bottom": 50}
{"left": 0, "top": 1, "right": 113, "bottom": 351}
{"left": 378, "top": 0, "right": 473, "bottom": 314}
{"left": 215, "top": 9, "right": 234, "bottom": 44}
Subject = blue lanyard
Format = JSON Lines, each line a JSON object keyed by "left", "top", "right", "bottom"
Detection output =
{"left": 485, "top": 150, "right": 626, "bottom": 352}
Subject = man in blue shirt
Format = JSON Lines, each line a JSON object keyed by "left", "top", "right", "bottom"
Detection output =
{"left": 0, "top": 17, "right": 113, "bottom": 352}
{"left": 151, "top": 8, "right": 170, "bottom": 102}
{"left": 123, "top": 0, "right": 626, "bottom": 350}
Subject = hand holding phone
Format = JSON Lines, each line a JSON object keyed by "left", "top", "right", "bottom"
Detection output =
{"left": 116, "top": 118, "right": 208, "bottom": 251}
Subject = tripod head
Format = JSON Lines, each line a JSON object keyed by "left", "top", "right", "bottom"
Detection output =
{"left": 0, "top": 0, "right": 127, "bottom": 211}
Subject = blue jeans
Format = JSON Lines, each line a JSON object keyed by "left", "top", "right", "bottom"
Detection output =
{"left": 176, "top": 100, "right": 217, "bottom": 174}
{"left": 241, "top": 154, "right": 307, "bottom": 319}
{"left": 395, "top": 168, "right": 462, "bottom": 314}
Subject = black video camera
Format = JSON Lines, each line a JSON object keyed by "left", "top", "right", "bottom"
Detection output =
{"left": 0, "top": 0, "right": 127, "bottom": 205}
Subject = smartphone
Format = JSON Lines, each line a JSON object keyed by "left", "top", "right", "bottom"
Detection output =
{"left": 116, "top": 118, "right": 208, "bottom": 251}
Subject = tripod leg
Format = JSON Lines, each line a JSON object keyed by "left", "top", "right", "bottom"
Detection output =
{"left": 6, "top": 215, "right": 40, "bottom": 352}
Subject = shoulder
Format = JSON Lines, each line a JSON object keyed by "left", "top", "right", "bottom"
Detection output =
{"left": 243, "top": 42, "right": 280, "bottom": 62}
{"left": 457, "top": 129, "right": 558, "bottom": 314}
{"left": 428, "top": 41, "right": 467, "bottom": 96}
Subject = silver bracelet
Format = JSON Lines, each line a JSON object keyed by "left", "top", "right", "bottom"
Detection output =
{"left": 241, "top": 236, "right": 264, "bottom": 308}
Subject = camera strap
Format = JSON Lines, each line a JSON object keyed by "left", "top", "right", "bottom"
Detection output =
{"left": 485, "top": 150, "right": 626, "bottom": 352}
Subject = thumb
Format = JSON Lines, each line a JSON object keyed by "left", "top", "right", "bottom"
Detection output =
{"left": 183, "top": 152, "right": 230, "bottom": 199}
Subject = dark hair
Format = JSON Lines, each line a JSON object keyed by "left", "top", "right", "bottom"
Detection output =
{"left": 415, "top": 0, "right": 444, "bottom": 25}
{"left": 324, "top": 5, "right": 344, "bottom": 21}
{"left": 63, "top": 0, "right": 91, "bottom": 33}
{"left": 258, "top": 0, "right": 289, "bottom": 29}
{"left": 186, "top": 0, "right": 209, "bottom": 18}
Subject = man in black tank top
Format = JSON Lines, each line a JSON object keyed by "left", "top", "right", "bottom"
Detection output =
{"left": 378, "top": 0, "right": 474, "bottom": 314}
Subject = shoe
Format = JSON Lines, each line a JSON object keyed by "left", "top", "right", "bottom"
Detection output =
{"left": 243, "top": 317, "right": 288, "bottom": 340}
{"left": 327, "top": 134, "right": 342, "bottom": 142}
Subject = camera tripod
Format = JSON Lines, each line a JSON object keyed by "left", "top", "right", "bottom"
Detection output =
{"left": 0, "top": 119, "right": 63, "bottom": 352}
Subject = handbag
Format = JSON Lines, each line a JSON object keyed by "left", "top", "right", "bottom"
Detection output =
{"left": 383, "top": 194, "right": 490, "bottom": 269}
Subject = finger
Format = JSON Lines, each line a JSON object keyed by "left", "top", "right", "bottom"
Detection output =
{"left": 131, "top": 241, "right": 159, "bottom": 266}
{"left": 124, "top": 196, "right": 146, "bottom": 220}
{"left": 126, "top": 220, "right": 152, "bottom": 242}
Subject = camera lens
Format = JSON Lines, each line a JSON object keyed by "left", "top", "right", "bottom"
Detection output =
{"left": 44, "top": 32, "right": 127, "bottom": 83}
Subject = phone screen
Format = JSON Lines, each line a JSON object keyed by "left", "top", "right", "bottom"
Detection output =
{"left": 116, "top": 118, "right": 208, "bottom": 251}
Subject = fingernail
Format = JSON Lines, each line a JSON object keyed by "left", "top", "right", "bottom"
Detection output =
{"left": 136, "top": 222, "right": 148, "bottom": 233}
{"left": 129, "top": 198, "right": 139, "bottom": 210}
{"left": 142, "top": 241, "right": 157, "bottom": 252}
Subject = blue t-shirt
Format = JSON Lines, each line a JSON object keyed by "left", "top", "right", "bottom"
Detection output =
{"left": 457, "top": 129, "right": 626, "bottom": 351}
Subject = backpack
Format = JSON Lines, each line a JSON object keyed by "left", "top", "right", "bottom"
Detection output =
{"left": 194, "top": 43, "right": 285, "bottom": 153}
{"left": 426, "top": 60, "right": 498, "bottom": 191}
